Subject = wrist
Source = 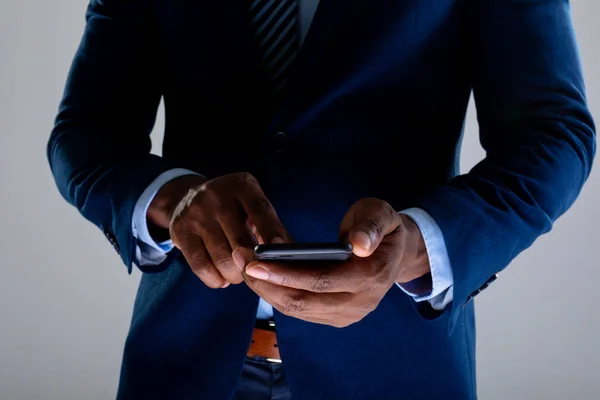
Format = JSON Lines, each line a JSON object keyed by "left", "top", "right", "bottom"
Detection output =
{"left": 147, "top": 174, "right": 207, "bottom": 233}
{"left": 396, "top": 214, "right": 431, "bottom": 285}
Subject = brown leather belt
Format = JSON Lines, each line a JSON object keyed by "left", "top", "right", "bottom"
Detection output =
{"left": 247, "top": 327, "right": 281, "bottom": 362}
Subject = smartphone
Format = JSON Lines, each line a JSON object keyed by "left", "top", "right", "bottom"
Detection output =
{"left": 254, "top": 242, "right": 353, "bottom": 261}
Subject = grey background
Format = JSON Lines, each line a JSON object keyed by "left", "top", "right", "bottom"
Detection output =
{"left": 0, "top": 0, "right": 598, "bottom": 399}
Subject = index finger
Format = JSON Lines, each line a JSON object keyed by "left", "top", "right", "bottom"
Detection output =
{"left": 244, "top": 259, "right": 368, "bottom": 293}
{"left": 238, "top": 182, "right": 290, "bottom": 245}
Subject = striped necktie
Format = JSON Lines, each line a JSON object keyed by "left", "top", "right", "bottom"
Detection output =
{"left": 249, "top": 0, "right": 300, "bottom": 93}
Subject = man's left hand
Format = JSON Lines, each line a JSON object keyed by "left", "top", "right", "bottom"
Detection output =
{"left": 238, "top": 198, "right": 431, "bottom": 328}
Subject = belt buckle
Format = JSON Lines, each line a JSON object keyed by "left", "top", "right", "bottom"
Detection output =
{"left": 254, "top": 318, "right": 277, "bottom": 332}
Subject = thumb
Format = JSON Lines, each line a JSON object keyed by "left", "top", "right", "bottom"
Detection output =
{"left": 339, "top": 198, "right": 402, "bottom": 258}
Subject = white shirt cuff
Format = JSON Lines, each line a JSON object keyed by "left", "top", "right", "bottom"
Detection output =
{"left": 396, "top": 208, "right": 454, "bottom": 311}
{"left": 132, "top": 168, "right": 203, "bottom": 266}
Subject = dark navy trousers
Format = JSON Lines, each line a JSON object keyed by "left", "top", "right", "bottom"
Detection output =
{"left": 233, "top": 357, "right": 292, "bottom": 400}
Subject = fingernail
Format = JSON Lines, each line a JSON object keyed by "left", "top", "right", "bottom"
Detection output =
{"left": 352, "top": 231, "right": 372, "bottom": 251}
{"left": 271, "top": 237, "right": 284, "bottom": 244}
{"left": 221, "top": 282, "right": 230, "bottom": 288}
{"left": 246, "top": 266, "right": 270, "bottom": 280}
{"left": 232, "top": 249, "right": 246, "bottom": 271}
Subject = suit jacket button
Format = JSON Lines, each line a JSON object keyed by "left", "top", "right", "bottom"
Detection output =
{"left": 462, "top": 274, "right": 499, "bottom": 308}
{"left": 271, "top": 132, "right": 288, "bottom": 153}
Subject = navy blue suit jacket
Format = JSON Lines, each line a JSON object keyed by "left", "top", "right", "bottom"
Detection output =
{"left": 48, "top": 0, "right": 595, "bottom": 398}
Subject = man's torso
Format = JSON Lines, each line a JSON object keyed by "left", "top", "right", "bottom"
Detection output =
{"left": 121, "top": 1, "right": 476, "bottom": 399}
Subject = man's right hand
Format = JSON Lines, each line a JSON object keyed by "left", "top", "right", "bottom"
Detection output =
{"left": 147, "top": 172, "right": 289, "bottom": 288}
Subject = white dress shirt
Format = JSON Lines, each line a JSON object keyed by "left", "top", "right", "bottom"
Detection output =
{"left": 131, "top": 0, "right": 454, "bottom": 318}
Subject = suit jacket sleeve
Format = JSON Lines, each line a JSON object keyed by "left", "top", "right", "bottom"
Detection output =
{"left": 414, "top": 0, "right": 596, "bottom": 331}
{"left": 47, "top": 0, "right": 175, "bottom": 273}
